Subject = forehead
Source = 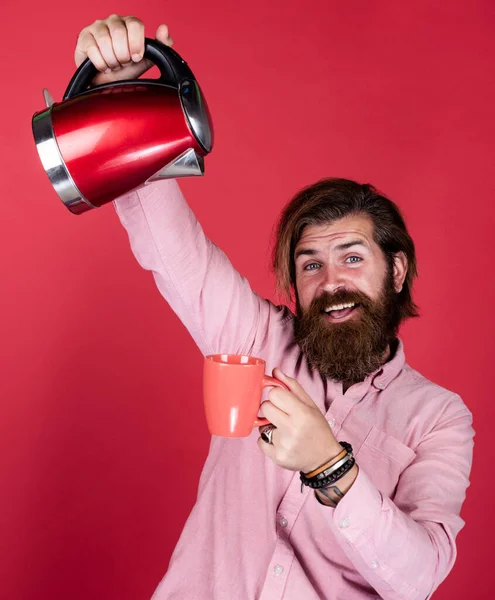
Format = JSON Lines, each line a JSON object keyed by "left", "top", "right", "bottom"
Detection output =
{"left": 296, "top": 214, "right": 376, "bottom": 248}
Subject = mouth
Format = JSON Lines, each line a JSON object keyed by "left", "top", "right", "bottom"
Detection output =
{"left": 321, "top": 302, "right": 360, "bottom": 322}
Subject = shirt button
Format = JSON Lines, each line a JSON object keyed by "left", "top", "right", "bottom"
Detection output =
{"left": 340, "top": 517, "right": 350, "bottom": 529}
{"left": 274, "top": 564, "right": 284, "bottom": 575}
{"left": 280, "top": 517, "right": 288, "bottom": 528}
{"left": 371, "top": 560, "right": 379, "bottom": 569}
{"left": 328, "top": 419, "right": 335, "bottom": 427}
{"left": 376, "top": 381, "right": 384, "bottom": 389}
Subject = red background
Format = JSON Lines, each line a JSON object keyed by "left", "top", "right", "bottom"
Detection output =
{"left": 1, "top": 1, "right": 494, "bottom": 598}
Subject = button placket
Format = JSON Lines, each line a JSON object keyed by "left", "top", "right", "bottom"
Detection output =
{"left": 258, "top": 471, "right": 313, "bottom": 599}
{"left": 324, "top": 394, "right": 357, "bottom": 438}
{"left": 275, "top": 469, "right": 312, "bottom": 537}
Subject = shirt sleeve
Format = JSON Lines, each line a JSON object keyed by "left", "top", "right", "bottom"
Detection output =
{"left": 324, "top": 396, "right": 474, "bottom": 600}
{"left": 113, "top": 179, "right": 273, "bottom": 357}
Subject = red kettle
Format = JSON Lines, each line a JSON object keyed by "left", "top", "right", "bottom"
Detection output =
{"left": 32, "top": 38, "right": 214, "bottom": 215}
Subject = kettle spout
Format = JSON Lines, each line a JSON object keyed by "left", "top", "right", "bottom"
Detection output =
{"left": 147, "top": 148, "right": 204, "bottom": 182}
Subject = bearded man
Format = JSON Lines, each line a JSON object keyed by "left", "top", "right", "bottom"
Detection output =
{"left": 75, "top": 15, "right": 474, "bottom": 600}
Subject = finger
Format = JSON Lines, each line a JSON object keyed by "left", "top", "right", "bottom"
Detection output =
{"left": 267, "top": 387, "right": 305, "bottom": 415}
{"left": 257, "top": 435, "right": 277, "bottom": 460}
{"left": 156, "top": 23, "right": 174, "bottom": 46}
{"left": 259, "top": 401, "right": 290, "bottom": 428}
{"left": 107, "top": 15, "right": 131, "bottom": 65}
{"left": 92, "top": 22, "right": 120, "bottom": 70}
{"left": 75, "top": 30, "right": 109, "bottom": 71}
{"left": 273, "top": 368, "right": 316, "bottom": 407}
{"left": 123, "top": 16, "right": 146, "bottom": 62}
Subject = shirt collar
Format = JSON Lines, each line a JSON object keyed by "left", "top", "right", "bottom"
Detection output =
{"left": 332, "top": 338, "right": 406, "bottom": 401}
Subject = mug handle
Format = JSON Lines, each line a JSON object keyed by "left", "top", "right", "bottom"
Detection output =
{"left": 253, "top": 376, "right": 290, "bottom": 427}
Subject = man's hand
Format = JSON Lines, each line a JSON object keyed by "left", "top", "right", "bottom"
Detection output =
{"left": 74, "top": 15, "right": 173, "bottom": 87}
{"left": 258, "top": 369, "right": 343, "bottom": 473}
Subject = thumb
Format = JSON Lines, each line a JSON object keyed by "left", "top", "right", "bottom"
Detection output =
{"left": 156, "top": 24, "right": 174, "bottom": 46}
{"left": 272, "top": 368, "right": 317, "bottom": 407}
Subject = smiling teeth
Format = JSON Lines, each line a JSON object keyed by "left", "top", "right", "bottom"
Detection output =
{"left": 325, "top": 302, "right": 356, "bottom": 312}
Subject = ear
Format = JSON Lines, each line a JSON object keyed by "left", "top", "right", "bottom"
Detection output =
{"left": 392, "top": 252, "right": 408, "bottom": 293}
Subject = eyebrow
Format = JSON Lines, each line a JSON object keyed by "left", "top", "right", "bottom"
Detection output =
{"left": 294, "top": 240, "right": 367, "bottom": 260}
{"left": 294, "top": 248, "right": 318, "bottom": 260}
{"left": 335, "top": 240, "right": 367, "bottom": 252}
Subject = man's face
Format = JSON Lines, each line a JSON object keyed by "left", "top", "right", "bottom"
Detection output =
{"left": 295, "top": 214, "right": 392, "bottom": 316}
{"left": 293, "top": 215, "right": 407, "bottom": 382}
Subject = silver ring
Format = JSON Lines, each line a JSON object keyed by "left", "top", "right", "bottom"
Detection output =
{"left": 260, "top": 424, "right": 276, "bottom": 445}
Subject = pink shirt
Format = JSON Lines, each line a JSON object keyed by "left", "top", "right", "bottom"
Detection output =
{"left": 114, "top": 180, "right": 474, "bottom": 600}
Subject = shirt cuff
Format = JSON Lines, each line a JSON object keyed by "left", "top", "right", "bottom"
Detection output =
{"left": 331, "top": 467, "right": 384, "bottom": 545}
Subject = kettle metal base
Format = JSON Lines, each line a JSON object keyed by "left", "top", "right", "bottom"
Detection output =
{"left": 32, "top": 107, "right": 95, "bottom": 215}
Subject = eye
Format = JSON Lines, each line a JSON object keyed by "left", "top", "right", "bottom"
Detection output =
{"left": 304, "top": 262, "right": 321, "bottom": 271}
{"left": 346, "top": 256, "right": 362, "bottom": 264}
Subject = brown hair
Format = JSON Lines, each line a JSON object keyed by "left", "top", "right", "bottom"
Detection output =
{"left": 273, "top": 178, "right": 419, "bottom": 322}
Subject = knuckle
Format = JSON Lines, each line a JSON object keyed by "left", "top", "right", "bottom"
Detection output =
{"left": 77, "top": 27, "right": 90, "bottom": 39}
{"left": 93, "top": 28, "right": 110, "bottom": 42}
{"left": 108, "top": 23, "right": 127, "bottom": 37}
{"left": 125, "top": 16, "right": 144, "bottom": 28}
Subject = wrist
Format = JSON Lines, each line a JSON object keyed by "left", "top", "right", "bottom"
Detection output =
{"left": 304, "top": 443, "right": 345, "bottom": 476}
{"left": 315, "top": 463, "right": 359, "bottom": 507}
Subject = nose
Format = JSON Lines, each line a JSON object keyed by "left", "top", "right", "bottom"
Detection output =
{"left": 320, "top": 265, "right": 346, "bottom": 295}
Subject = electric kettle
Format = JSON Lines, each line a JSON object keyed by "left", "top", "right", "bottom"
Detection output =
{"left": 32, "top": 38, "right": 214, "bottom": 215}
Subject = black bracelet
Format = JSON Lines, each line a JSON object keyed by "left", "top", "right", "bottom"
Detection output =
{"left": 299, "top": 442, "right": 354, "bottom": 493}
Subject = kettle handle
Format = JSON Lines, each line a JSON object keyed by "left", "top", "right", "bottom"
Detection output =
{"left": 62, "top": 37, "right": 195, "bottom": 100}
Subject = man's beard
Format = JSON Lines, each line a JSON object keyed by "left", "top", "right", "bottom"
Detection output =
{"left": 294, "top": 270, "right": 401, "bottom": 384}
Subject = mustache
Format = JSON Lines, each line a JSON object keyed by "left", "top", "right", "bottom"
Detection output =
{"left": 310, "top": 289, "right": 374, "bottom": 313}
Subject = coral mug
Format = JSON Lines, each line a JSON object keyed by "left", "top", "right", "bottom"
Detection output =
{"left": 203, "top": 354, "right": 289, "bottom": 437}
